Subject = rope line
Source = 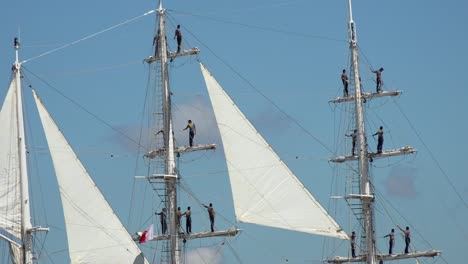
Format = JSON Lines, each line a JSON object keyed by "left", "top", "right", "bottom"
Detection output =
{"left": 21, "top": 9, "right": 156, "bottom": 64}
{"left": 22, "top": 66, "right": 145, "bottom": 150}
{"left": 393, "top": 98, "right": 468, "bottom": 209}
{"left": 171, "top": 9, "right": 346, "bottom": 43}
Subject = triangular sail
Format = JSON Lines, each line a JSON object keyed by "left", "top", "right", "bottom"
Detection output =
{"left": 200, "top": 63, "right": 348, "bottom": 239}
{"left": 0, "top": 75, "right": 23, "bottom": 243}
{"left": 32, "top": 90, "right": 148, "bottom": 264}
{"left": 9, "top": 245, "right": 21, "bottom": 264}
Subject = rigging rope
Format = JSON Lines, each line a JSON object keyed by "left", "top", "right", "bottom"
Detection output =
{"left": 21, "top": 66, "right": 145, "bottom": 150}
{"left": 392, "top": 98, "right": 468, "bottom": 210}
{"left": 170, "top": 10, "right": 346, "bottom": 43}
{"left": 21, "top": 9, "right": 156, "bottom": 64}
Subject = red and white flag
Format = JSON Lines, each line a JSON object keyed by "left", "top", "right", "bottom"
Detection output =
{"left": 139, "top": 224, "right": 154, "bottom": 243}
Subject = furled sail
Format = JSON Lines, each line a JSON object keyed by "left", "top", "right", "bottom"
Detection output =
{"left": 32, "top": 90, "right": 148, "bottom": 264}
{"left": 0, "top": 74, "right": 24, "bottom": 249}
{"left": 200, "top": 63, "right": 348, "bottom": 239}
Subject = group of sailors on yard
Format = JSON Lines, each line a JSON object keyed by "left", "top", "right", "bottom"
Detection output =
{"left": 351, "top": 225, "right": 411, "bottom": 258}
{"left": 341, "top": 67, "right": 384, "bottom": 97}
{"left": 343, "top": 67, "right": 412, "bottom": 258}
{"left": 345, "top": 126, "right": 384, "bottom": 156}
{"left": 155, "top": 203, "right": 216, "bottom": 236}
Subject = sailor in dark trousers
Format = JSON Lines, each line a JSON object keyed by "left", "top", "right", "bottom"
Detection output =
{"left": 183, "top": 120, "right": 196, "bottom": 147}
{"left": 384, "top": 228, "right": 395, "bottom": 254}
{"left": 184, "top": 206, "right": 192, "bottom": 233}
{"left": 174, "top": 25, "right": 182, "bottom": 52}
{"left": 372, "top": 126, "right": 384, "bottom": 154}
{"left": 156, "top": 208, "right": 167, "bottom": 235}
{"left": 341, "top": 69, "right": 349, "bottom": 97}
{"left": 370, "top": 67, "right": 384, "bottom": 93}
{"left": 202, "top": 203, "right": 216, "bottom": 232}
{"left": 350, "top": 231, "right": 357, "bottom": 258}
{"left": 398, "top": 225, "right": 411, "bottom": 253}
{"left": 346, "top": 129, "right": 358, "bottom": 156}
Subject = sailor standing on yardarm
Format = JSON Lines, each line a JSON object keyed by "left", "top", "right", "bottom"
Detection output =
{"left": 202, "top": 203, "right": 216, "bottom": 232}
{"left": 183, "top": 120, "right": 196, "bottom": 147}
{"left": 156, "top": 208, "right": 167, "bottom": 235}
{"left": 174, "top": 24, "right": 182, "bottom": 52}
{"left": 370, "top": 67, "right": 384, "bottom": 93}
{"left": 372, "top": 126, "right": 384, "bottom": 154}
{"left": 183, "top": 206, "right": 192, "bottom": 233}
{"left": 346, "top": 129, "right": 357, "bottom": 156}
{"left": 350, "top": 231, "right": 357, "bottom": 258}
{"left": 341, "top": 69, "right": 349, "bottom": 97}
{"left": 398, "top": 225, "right": 411, "bottom": 254}
{"left": 384, "top": 228, "right": 395, "bottom": 254}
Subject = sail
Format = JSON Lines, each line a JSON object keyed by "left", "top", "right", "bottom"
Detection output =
{"left": 200, "top": 63, "right": 348, "bottom": 239}
{"left": 32, "top": 90, "right": 148, "bottom": 264}
{"left": 9, "top": 244, "right": 21, "bottom": 264}
{"left": 0, "top": 75, "right": 23, "bottom": 242}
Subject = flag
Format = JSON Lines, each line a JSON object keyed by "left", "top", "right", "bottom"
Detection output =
{"left": 139, "top": 224, "right": 154, "bottom": 244}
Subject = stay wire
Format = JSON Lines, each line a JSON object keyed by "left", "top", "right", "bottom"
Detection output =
{"left": 21, "top": 66, "right": 146, "bottom": 150}
{"left": 392, "top": 98, "right": 468, "bottom": 209}
{"left": 170, "top": 10, "right": 346, "bottom": 43}
{"left": 21, "top": 9, "right": 156, "bottom": 64}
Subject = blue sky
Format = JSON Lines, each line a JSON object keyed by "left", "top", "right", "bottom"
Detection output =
{"left": 1, "top": 0, "right": 467, "bottom": 263}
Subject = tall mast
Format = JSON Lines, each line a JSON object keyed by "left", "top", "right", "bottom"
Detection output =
{"left": 140, "top": 2, "right": 238, "bottom": 263}
{"left": 326, "top": 1, "right": 441, "bottom": 263}
{"left": 156, "top": 1, "right": 180, "bottom": 263}
{"left": 347, "top": 1, "right": 376, "bottom": 264}
{"left": 13, "top": 37, "right": 34, "bottom": 264}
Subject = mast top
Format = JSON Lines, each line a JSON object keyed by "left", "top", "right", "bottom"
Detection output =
{"left": 13, "top": 37, "right": 20, "bottom": 70}
{"left": 347, "top": 0, "right": 354, "bottom": 23}
{"left": 347, "top": 0, "right": 357, "bottom": 43}
{"left": 158, "top": 0, "right": 163, "bottom": 11}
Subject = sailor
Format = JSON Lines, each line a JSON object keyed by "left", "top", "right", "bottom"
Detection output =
{"left": 202, "top": 203, "right": 216, "bottom": 232}
{"left": 183, "top": 120, "right": 196, "bottom": 147}
{"left": 398, "top": 225, "right": 411, "bottom": 253}
{"left": 153, "top": 29, "right": 161, "bottom": 57}
{"left": 372, "top": 126, "right": 384, "bottom": 154}
{"left": 350, "top": 231, "right": 357, "bottom": 258}
{"left": 341, "top": 69, "right": 349, "bottom": 97}
{"left": 346, "top": 129, "right": 357, "bottom": 156}
{"left": 14, "top": 37, "right": 19, "bottom": 48}
{"left": 184, "top": 206, "right": 192, "bottom": 234}
{"left": 156, "top": 208, "right": 167, "bottom": 235}
{"left": 370, "top": 67, "right": 384, "bottom": 93}
{"left": 383, "top": 228, "right": 395, "bottom": 254}
{"left": 176, "top": 207, "right": 183, "bottom": 232}
{"left": 174, "top": 24, "right": 182, "bottom": 53}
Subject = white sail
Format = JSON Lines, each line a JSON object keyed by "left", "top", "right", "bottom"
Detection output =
{"left": 200, "top": 63, "right": 348, "bottom": 239}
{"left": 32, "top": 90, "right": 148, "bottom": 264}
{"left": 9, "top": 245, "right": 21, "bottom": 264}
{"left": 0, "top": 75, "right": 23, "bottom": 243}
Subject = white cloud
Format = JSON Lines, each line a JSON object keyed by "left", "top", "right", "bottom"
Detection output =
{"left": 185, "top": 247, "right": 223, "bottom": 264}
{"left": 383, "top": 166, "right": 417, "bottom": 198}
